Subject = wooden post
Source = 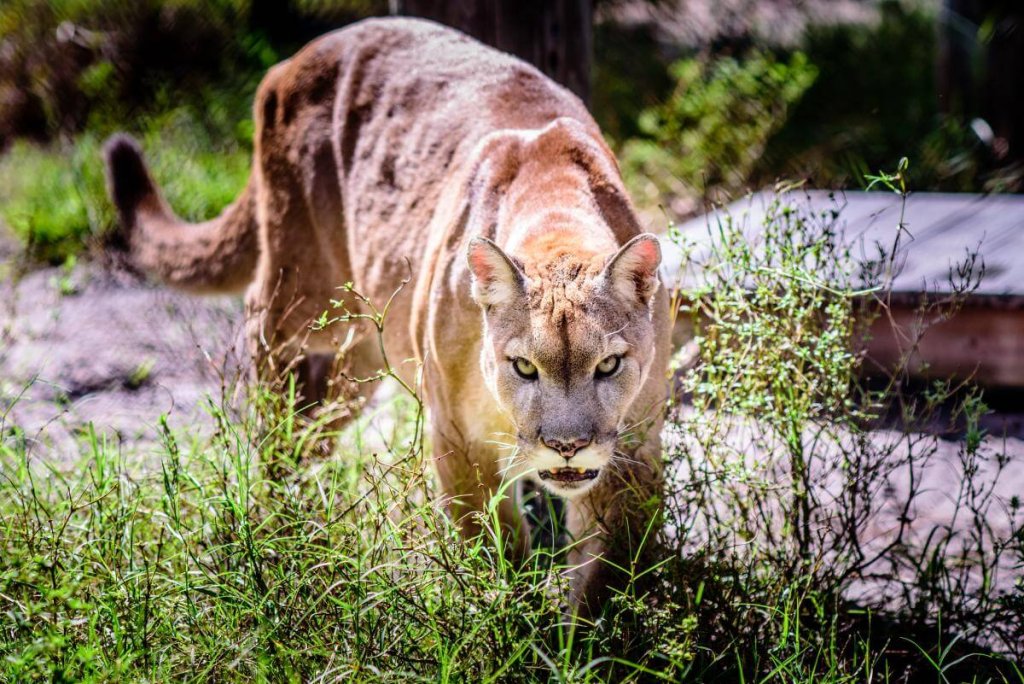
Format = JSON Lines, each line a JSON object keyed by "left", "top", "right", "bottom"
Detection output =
{"left": 391, "top": 0, "right": 592, "bottom": 105}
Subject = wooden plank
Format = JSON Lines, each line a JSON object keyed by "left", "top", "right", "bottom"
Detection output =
{"left": 865, "top": 304, "right": 1024, "bottom": 387}
{"left": 659, "top": 191, "right": 1024, "bottom": 387}
{"left": 659, "top": 191, "right": 1024, "bottom": 300}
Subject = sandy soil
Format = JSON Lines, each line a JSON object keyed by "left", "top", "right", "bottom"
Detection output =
{"left": 0, "top": 235, "right": 245, "bottom": 461}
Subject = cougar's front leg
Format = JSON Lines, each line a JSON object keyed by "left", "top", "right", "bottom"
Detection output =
{"left": 431, "top": 423, "right": 532, "bottom": 564}
{"left": 564, "top": 433, "right": 664, "bottom": 617}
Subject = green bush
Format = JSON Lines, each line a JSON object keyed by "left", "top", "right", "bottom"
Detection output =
{"left": 0, "top": 137, "right": 105, "bottom": 260}
{"left": 620, "top": 51, "right": 817, "bottom": 209}
{"left": 607, "top": 1, "right": 1022, "bottom": 202}
{"left": 0, "top": 0, "right": 383, "bottom": 259}
{"left": 758, "top": 1, "right": 1017, "bottom": 191}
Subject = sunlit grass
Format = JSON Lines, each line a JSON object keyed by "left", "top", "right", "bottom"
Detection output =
{"left": 1, "top": 189, "right": 1021, "bottom": 682}
{"left": 0, "top": 106, "right": 250, "bottom": 263}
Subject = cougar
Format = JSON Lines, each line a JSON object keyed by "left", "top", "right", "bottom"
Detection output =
{"left": 104, "top": 17, "right": 671, "bottom": 613}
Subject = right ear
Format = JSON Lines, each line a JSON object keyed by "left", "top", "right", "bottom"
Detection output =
{"left": 467, "top": 237, "right": 525, "bottom": 308}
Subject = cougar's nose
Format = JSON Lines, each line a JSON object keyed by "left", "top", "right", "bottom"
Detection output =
{"left": 542, "top": 436, "right": 593, "bottom": 459}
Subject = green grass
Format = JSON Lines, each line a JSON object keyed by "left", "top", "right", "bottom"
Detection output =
{"left": 0, "top": 106, "right": 251, "bottom": 263}
{"left": 0, "top": 387, "right": 870, "bottom": 682}
{"left": 1, "top": 189, "right": 1022, "bottom": 681}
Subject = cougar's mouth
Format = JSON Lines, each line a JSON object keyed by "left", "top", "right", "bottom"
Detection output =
{"left": 538, "top": 467, "right": 600, "bottom": 484}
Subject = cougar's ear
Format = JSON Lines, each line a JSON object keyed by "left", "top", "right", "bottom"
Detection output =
{"left": 467, "top": 237, "right": 526, "bottom": 308}
{"left": 601, "top": 233, "right": 662, "bottom": 306}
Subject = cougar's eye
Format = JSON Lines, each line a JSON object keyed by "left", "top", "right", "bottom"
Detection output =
{"left": 512, "top": 357, "right": 538, "bottom": 380}
{"left": 595, "top": 354, "right": 622, "bottom": 379}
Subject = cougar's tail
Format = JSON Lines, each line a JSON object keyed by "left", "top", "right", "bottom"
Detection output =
{"left": 103, "top": 134, "right": 259, "bottom": 293}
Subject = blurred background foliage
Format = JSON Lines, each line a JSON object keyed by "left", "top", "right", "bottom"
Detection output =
{"left": 0, "top": 0, "right": 1020, "bottom": 262}
{"left": 0, "top": 0, "right": 382, "bottom": 261}
{"left": 597, "top": 0, "right": 1024, "bottom": 215}
{"left": 619, "top": 51, "right": 818, "bottom": 212}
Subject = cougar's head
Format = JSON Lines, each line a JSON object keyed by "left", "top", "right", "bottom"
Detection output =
{"left": 467, "top": 232, "right": 662, "bottom": 498}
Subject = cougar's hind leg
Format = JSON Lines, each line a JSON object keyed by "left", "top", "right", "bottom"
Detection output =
{"left": 244, "top": 249, "right": 391, "bottom": 432}
{"left": 243, "top": 237, "right": 338, "bottom": 403}
{"left": 246, "top": 56, "right": 404, "bottom": 450}
{"left": 245, "top": 273, "right": 394, "bottom": 466}
{"left": 246, "top": 63, "right": 315, "bottom": 398}
{"left": 307, "top": 331, "right": 387, "bottom": 433}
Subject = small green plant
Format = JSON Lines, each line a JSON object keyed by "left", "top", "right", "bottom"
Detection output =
{"left": 48, "top": 254, "right": 79, "bottom": 295}
{"left": 125, "top": 358, "right": 155, "bottom": 390}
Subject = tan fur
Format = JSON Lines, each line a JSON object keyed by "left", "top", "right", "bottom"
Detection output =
{"left": 104, "top": 17, "right": 671, "bottom": 614}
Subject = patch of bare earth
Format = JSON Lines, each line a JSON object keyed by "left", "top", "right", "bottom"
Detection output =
{"left": 0, "top": 233, "right": 245, "bottom": 462}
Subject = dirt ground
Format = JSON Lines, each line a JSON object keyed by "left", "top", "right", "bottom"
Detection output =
{"left": 0, "top": 232, "right": 245, "bottom": 460}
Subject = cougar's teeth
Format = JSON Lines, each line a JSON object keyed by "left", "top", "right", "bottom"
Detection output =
{"left": 537, "top": 467, "right": 599, "bottom": 484}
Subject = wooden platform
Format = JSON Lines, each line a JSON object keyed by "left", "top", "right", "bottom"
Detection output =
{"left": 658, "top": 191, "right": 1024, "bottom": 387}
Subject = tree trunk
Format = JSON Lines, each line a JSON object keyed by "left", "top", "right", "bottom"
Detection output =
{"left": 391, "top": 0, "right": 592, "bottom": 105}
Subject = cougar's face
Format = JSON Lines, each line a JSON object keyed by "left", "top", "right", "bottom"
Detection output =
{"left": 468, "top": 234, "right": 662, "bottom": 498}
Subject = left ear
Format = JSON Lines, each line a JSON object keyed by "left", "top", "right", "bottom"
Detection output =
{"left": 601, "top": 233, "right": 662, "bottom": 305}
